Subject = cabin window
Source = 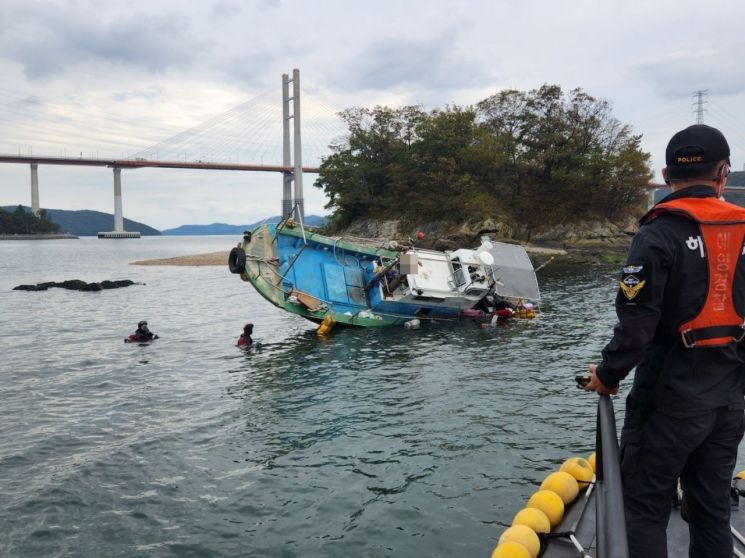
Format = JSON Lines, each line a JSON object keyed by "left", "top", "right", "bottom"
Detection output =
{"left": 414, "top": 295, "right": 445, "bottom": 303}
{"left": 465, "top": 288, "right": 485, "bottom": 296}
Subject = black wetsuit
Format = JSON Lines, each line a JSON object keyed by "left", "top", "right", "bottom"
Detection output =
{"left": 131, "top": 327, "right": 155, "bottom": 342}
{"left": 596, "top": 186, "right": 745, "bottom": 558}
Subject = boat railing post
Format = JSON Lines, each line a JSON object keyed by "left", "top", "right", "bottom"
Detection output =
{"left": 274, "top": 201, "right": 307, "bottom": 246}
{"left": 273, "top": 207, "right": 292, "bottom": 244}
{"left": 296, "top": 203, "right": 307, "bottom": 245}
{"left": 595, "top": 395, "right": 629, "bottom": 558}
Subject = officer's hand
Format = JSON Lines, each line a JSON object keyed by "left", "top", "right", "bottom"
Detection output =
{"left": 584, "top": 364, "right": 618, "bottom": 395}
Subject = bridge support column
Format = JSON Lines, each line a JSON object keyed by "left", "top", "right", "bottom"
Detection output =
{"left": 30, "top": 163, "right": 40, "bottom": 216}
{"left": 98, "top": 167, "right": 140, "bottom": 238}
{"left": 113, "top": 167, "right": 124, "bottom": 232}
{"left": 282, "top": 73, "right": 293, "bottom": 218}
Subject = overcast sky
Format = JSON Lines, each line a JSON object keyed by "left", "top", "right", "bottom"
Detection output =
{"left": 2, "top": 0, "right": 745, "bottom": 230}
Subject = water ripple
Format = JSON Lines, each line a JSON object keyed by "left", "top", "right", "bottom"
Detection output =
{"left": 2, "top": 240, "right": 742, "bottom": 557}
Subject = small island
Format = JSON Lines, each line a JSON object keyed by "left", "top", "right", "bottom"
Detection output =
{"left": 0, "top": 206, "right": 77, "bottom": 239}
{"left": 314, "top": 84, "right": 651, "bottom": 256}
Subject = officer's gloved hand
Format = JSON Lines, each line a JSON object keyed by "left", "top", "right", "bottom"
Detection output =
{"left": 584, "top": 364, "right": 618, "bottom": 395}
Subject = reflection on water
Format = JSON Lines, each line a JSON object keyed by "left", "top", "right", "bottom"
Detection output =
{"left": 2, "top": 240, "right": 742, "bottom": 557}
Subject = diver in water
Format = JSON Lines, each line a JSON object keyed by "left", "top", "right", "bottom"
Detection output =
{"left": 126, "top": 320, "right": 158, "bottom": 343}
{"left": 237, "top": 323, "right": 253, "bottom": 348}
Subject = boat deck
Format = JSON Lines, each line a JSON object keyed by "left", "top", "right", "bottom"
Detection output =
{"left": 543, "top": 486, "right": 745, "bottom": 556}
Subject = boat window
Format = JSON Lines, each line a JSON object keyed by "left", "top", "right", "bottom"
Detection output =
{"left": 465, "top": 288, "right": 486, "bottom": 297}
{"left": 414, "top": 295, "right": 445, "bottom": 303}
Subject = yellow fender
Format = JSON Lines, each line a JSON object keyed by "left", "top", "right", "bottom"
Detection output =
{"left": 317, "top": 313, "right": 335, "bottom": 336}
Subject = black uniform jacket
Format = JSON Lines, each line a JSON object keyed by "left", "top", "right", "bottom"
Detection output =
{"left": 596, "top": 186, "right": 745, "bottom": 420}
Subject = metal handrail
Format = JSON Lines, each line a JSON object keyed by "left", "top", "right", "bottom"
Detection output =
{"left": 595, "top": 395, "right": 629, "bottom": 558}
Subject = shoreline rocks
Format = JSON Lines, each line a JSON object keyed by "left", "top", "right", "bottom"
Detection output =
{"left": 333, "top": 217, "right": 635, "bottom": 264}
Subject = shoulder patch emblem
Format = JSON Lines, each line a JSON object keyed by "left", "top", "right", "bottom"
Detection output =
{"left": 620, "top": 274, "right": 645, "bottom": 300}
{"left": 623, "top": 265, "right": 643, "bottom": 274}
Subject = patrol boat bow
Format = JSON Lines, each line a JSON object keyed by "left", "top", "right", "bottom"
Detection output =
{"left": 494, "top": 391, "right": 745, "bottom": 557}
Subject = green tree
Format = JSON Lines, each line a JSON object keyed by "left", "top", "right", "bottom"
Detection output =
{"left": 316, "top": 85, "right": 652, "bottom": 234}
{"left": 0, "top": 206, "right": 59, "bottom": 234}
{"left": 477, "top": 85, "right": 651, "bottom": 229}
{"left": 316, "top": 106, "right": 424, "bottom": 228}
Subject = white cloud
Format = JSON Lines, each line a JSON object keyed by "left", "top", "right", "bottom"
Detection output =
{"left": 636, "top": 49, "right": 745, "bottom": 100}
{"left": 2, "top": 0, "right": 745, "bottom": 229}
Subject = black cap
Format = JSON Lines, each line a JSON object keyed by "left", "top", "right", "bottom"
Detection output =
{"left": 665, "top": 124, "right": 730, "bottom": 178}
{"left": 244, "top": 323, "right": 254, "bottom": 334}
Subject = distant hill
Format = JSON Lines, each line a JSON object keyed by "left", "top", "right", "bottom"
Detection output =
{"left": 2, "top": 206, "right": 161, "bottom": 236}
{"left": 161, "top": 215, "right": 327, "bottom": 235}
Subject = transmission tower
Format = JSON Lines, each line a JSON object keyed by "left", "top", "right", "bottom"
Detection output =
{"left": 692, "top": 90, "right": 709, "bottom": 124}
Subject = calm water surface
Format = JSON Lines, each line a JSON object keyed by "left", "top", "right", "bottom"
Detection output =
{"left": 2, "top": 237, "right": 744, "bottom": 557}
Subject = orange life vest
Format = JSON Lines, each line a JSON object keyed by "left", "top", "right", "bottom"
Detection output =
{"left": 645, "top": 196, "right": 745, "bottom": 348}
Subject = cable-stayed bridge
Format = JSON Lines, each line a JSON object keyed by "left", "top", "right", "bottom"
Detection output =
{"left": 0, "top": 70, "right": 347, "bottom": 237}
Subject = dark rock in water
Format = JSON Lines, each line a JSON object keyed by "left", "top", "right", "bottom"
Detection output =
{"left": 13, "top": 280, "right": 139, "bottom": 292}
{"left": 60, "top": 279, "right": 90, "bottom": 291}
{"left": 13, "top": 284, "right": 49, "bottom": 291}
{"left": 100, "top": 280, "right": 135, "bottom": 289}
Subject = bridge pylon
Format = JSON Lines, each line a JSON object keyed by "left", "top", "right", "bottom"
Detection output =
{"left": 30, "top": 163, "right": 40, "bottom": 216}
{"left": 97, "top": 167, "right": 140, "bottom": 239}
{"left": 281, "top": 68, "right": 305, "bottom": 221}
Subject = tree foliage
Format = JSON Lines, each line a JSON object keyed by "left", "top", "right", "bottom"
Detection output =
{"left": 315, "top": 85, "right": 652, "bottom": 232}
{"left": 0, "top": 206, "right": 60, "bottom": 234}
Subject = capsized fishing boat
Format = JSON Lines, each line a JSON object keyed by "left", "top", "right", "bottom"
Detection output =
{"left": 491, "top": 391, "right": 745, "bottom": 558}
{"left": 228, "top": 213, "right": 540, "bottom": 329}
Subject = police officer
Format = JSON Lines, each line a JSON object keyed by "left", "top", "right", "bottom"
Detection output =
{"left": 585, "top": 124, "right": 745, "bottom": 558}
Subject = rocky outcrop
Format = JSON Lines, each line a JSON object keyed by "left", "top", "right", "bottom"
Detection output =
{"left": 529, "top": 219, "right": 636, "bottom": 250}
{"left": 340, "top": 218, "right": 516, "bottom": 250}
{"left": 338, "top": 216, "right": 636, "bottom": 253}
{"left": 13, "top": 279, "right": 138, "bottom": 292}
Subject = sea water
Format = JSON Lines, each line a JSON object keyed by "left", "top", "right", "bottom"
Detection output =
{"left": 2, "top": 237, "right": 742, "bottom": 557}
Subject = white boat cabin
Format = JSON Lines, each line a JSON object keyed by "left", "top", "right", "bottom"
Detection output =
{"left": 375, "top": 245, "right": 494, "bottom": 310}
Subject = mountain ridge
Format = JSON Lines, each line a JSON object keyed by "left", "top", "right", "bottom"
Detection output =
{"left": 1, "top": 206, "right": 328, "bottom": 236}
{"left": 2, "top": 206, "right": 160, "bottom": 236}
{"left": 161, "top": 215, "right": 327, "bottom": 235}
